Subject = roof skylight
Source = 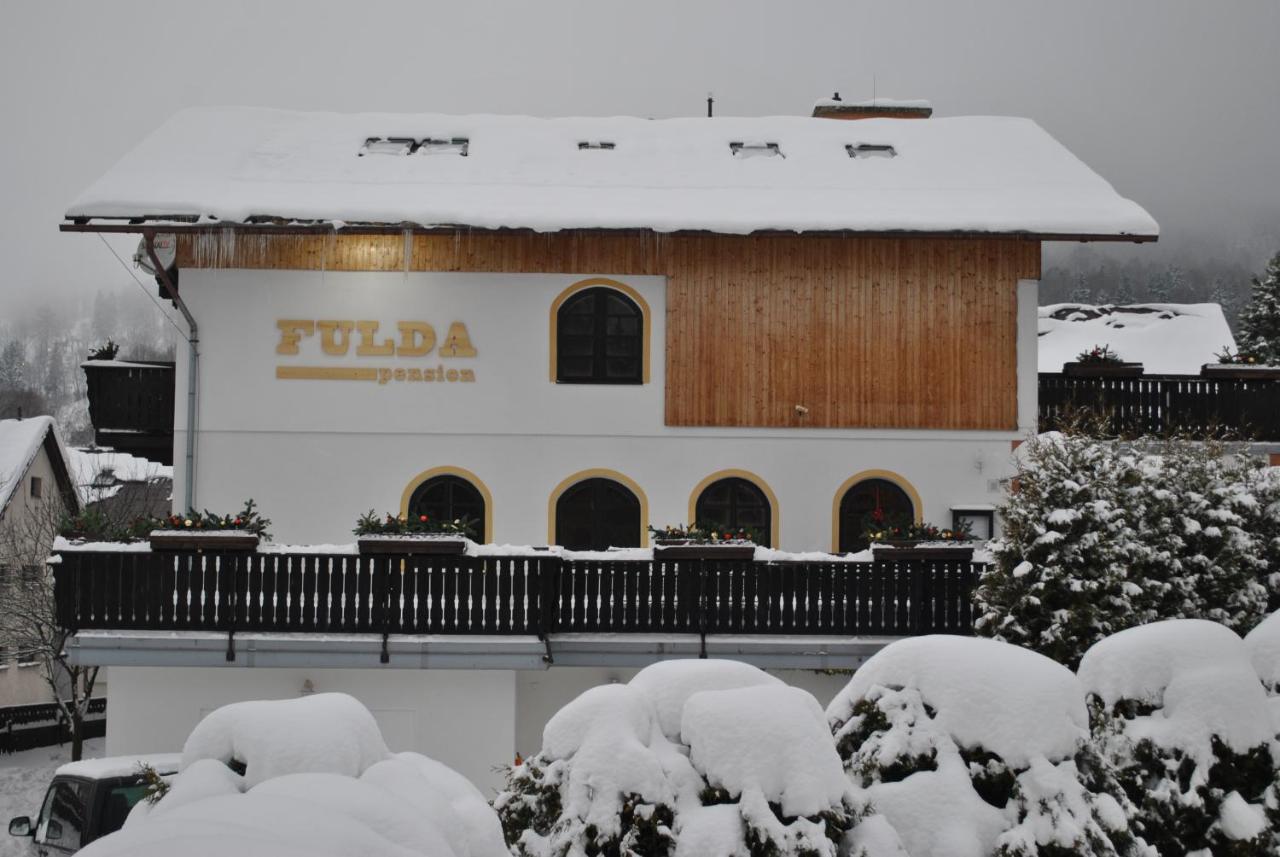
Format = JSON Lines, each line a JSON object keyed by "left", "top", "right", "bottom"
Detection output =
{"left": 846, "top": 143, "right": 897, "bottom": 159}
{"left": 578, "top": 141, "right": 616, "bottom": 150}
{"left": 359, "top": 137, "right": 417, "bottom": 157}
{"left": 730, "top": 141, "right": 784, "bottom": 159}
{"left": 417, "top": 138, "right": 469, "bottom": 156}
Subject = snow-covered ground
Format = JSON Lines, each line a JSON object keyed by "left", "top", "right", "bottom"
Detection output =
{"left": 0, "top": 738, "right": 104, "bottom": 857}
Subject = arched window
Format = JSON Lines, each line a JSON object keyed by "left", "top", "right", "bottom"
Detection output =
{"left": 837, "top": 478, "right": 915, "bottom": 553}
{"left": 694, "top": 477, "right": 772, "bottom": 547}
{"left": 556, "top": 287, "right": 643, "bottom": 384}
{"left": 555, "top": 478, "right": 642, "bottom": 550}
{"left": 408, "top": 474, "right": 487, "bottom": 542}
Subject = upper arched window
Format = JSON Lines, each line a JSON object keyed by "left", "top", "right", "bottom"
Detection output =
{"left": 694, "top": 477, "right": 773, "bottom": 547}
{"left": 555, "top": 287, "right": 644, "bottom": 384}
{"left": 554, "top": 477, "right": 642, "bottom": 551}
{"left": 837, "top": 478, "right": 915, "bottom": 553}
{"left": 408, "top": 474, "right": 487, "bottom": 542}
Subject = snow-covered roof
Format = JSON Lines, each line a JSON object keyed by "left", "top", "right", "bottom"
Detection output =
{"left": 1038, "top": 302, "right": 1235, "bottom": 374}
{"left": 66, "top": 107, "right": 1158, "bottom": 239}
{"left": 0, "top": 417, "right": 74, "bottom": 518}
{"left": 69, "top": 446, "right": 173, "bottom": 503}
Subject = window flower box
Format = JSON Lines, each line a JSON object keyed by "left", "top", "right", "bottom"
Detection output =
{"left": 1062, "top": 361, "right": 1144, "bottom": 378}
{"left": 1200, "top": 363, "right": 1280, "bottom": 380}
{"left": 356, "top": 535, "right": 468, "bottom": 556}
{"left": 653, "top": 539, "right": 757, "bottom": 561}
{"left": 871, "top": 541, "right": 975, "bottom": 562}
{"left": 149, "top": 530, "right": 260, "bottom": 552}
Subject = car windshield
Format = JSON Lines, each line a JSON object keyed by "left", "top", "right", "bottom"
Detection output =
{"left": 99, "top": 783, "right": 149, "bottom": 836}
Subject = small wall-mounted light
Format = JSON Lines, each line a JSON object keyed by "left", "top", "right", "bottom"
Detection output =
{"left": 794, "top": 404, "right": 809, "bottom": 416}
{"left": 300, "top": 678, "right": 316, "bottom": 696}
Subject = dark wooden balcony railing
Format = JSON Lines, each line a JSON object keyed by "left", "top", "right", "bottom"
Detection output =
{"left": 54, "top": 551, "right": 980, "bottom": 643}
{"left": 1039, "top": 373, "right": 1280, "bottom": 439}
{"left": 81, "top": 361, "right": 175, "bottom": 465}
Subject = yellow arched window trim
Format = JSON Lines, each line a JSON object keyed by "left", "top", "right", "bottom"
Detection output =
{"left": 547, "top": 468, "right": 650, "bottom": 547}
{"left": 830, "top": 469, "right": 924, "bottom": 553}
{"left": 399, "top": 465, "right": 495, "bottom": 544}
{"left": 548, "top": 277, "right": 652, "bottom": 384}
{"left": 686, "top": 468, "right": 780, "bottom": 548}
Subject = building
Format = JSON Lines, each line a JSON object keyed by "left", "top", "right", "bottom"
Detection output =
{"left": 58, "top": 101, "right": 1157, "bottom": 788}
{"left": 0, "top": 416, "right": 78, "bottom": 706}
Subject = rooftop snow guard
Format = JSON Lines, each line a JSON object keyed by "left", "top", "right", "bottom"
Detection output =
{"left": 65, "top": 107, "right": 1158, "bottom": 240}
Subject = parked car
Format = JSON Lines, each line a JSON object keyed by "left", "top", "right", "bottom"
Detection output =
{"left": 7, "top": 754, "right": 180, "bottom": 855}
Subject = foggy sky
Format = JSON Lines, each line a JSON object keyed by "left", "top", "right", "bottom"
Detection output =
{"left": 2, "top": 0, "right": 1277, "bottom": 319}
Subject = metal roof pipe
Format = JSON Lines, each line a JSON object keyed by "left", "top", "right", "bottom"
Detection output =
{"left": 144, "top": 229, "right": 198, "bottom": 512}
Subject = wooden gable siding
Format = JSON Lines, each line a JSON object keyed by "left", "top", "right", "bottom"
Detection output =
{"left": 176, "top": 232, "right": 1038, "bottom": 430}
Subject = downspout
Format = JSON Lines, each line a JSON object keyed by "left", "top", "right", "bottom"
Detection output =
{"left": 145, "top": 229, "right": 199, "bottom": 512}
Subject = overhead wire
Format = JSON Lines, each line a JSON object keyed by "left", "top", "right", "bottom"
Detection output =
{"left": 96, "top": 232, "right": 191, "bottom": 342}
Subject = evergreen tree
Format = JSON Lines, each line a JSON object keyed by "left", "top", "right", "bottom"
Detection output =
{"left": 1146, "top": 271, "right": 1171, "bottom": 302}
{"left": 1237, "top": 251, "right": 1280, "bottom": 363}
{"left": 975, "top": 432, "right": 1275, "bottom": 668}
{"left": 1114, "top": 274, "right": 1136, "bottom": 305}
{"left": 1069, "top": 273, "right": 1093, "bottom": 305}
{"left": 0, "top": 341, "right": 26, "bottom": 391}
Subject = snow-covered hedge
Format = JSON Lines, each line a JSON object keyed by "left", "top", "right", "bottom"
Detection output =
{"left": 79, "top": 693, "right": 508, "bottom": 857}
{"left": 1079, "top": 619, "right": 1280, "bottom": 856}
{"left": 826, "top": 636, "right": 1138, "bottom": 857}
{"left": 975, "top": 433, "right": 1279, "bottom": 668}
{"left": 494, "top": 660, "right": 868, "bottom": 857}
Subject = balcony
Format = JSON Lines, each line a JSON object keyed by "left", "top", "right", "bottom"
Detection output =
{"left": 53, "top": 548, "right": 980, "bottom": 670}
{"left": 81, "top": 360, "right": 175, "bottom": 464}
{"left": 1038, "top": 373, "right": 1280, "bottom": 439}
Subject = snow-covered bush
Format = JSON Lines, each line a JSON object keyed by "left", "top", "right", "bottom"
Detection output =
{"left": 975, "top": 432, "right": 1278, "bottom": 667}
{"left": 826, "top": 636, "right": 1141, "bottom": 857}
{"left": 81, "top": 693, "right": 508, "bottom": 857}
{"left": 1244, "top": 609, "right": 1280, "bottom": 695}
{"left": 1079, "top": 619, "right": 1280, "bottom": 856}
{"left": 494, "top": 659, "right": 866, "bottom": 857}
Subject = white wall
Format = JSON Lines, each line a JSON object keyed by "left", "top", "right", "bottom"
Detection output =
{"left": 171, "top": 268, "right": 1032, "bottom": 547}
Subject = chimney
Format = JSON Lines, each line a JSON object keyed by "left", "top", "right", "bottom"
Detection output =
{"left": 812, "top": 92, "right": 932, "bottom": 120}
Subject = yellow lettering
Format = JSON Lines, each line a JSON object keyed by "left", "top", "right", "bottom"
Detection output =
{"left": 316, "top": 320, "right": 355, "bottom": 355}
{"left": 275, "top": 320, "right": 315, "bottom": 355}
{"left": 356, "top": 321, "right": 396, "bottom": 356}
{"left": 408, "top": 368, "right": 422, "bottom": 382}
{"left": 396, "top": 322, "right": 436, "bottom": 357}
{"left": 424, "top": 369, "right": 435, "bottom": 381}
{"left": 394, "top": 368, "right": 406, "bottom": 381}
{"left": 438, "top": 322, "right": 477, "bottom": 358}
{"left": 446, "top": 369, "right": 458, "bottom": 382}
{"left": 378, "top": 368, "right": 392, "bottom": 385}
{"left": 460, "top": 369, "right": 475, "bottom": 382}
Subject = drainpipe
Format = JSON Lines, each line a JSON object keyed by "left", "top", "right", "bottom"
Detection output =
{"left": 145, "top": 229, "right": 199, "bottom": 512}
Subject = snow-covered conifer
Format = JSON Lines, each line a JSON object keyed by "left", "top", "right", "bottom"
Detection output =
{"left": 975, "top": 432, "right": 1276, "bottom": 667}
{"left": 1238, "top": 251, "right": 1280, "bottom": 363}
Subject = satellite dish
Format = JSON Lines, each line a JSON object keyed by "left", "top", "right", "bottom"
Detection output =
{"left": 133, "top": 233, "right": 177, "bottom": 275}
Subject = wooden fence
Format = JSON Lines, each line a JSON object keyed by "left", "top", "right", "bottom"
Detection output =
{"left": 54, "top": 551, "right": 981, "bottom": 640}
{"left": 1039, "top": 373, "right": 1280, "bottom": 439}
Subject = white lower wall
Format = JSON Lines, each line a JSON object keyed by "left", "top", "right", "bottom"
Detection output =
{"left": 105, "top": 667, "right": 516, "bottom": 794}
{"left": 107, "top": 664, "right": 854, "bottom": 794}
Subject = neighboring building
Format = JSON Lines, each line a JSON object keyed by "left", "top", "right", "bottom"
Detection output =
{"left": 59, "top": 102, "right": 1157, "bottom": 788}
{"left": 68, "top": 446, "right": 173, "bottom": 522}
{"left": 1038, "top": 302, "right": 1236, "bottom": 374}
{"left": 0, "top": 416, "right": 78, "bottom": 707}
